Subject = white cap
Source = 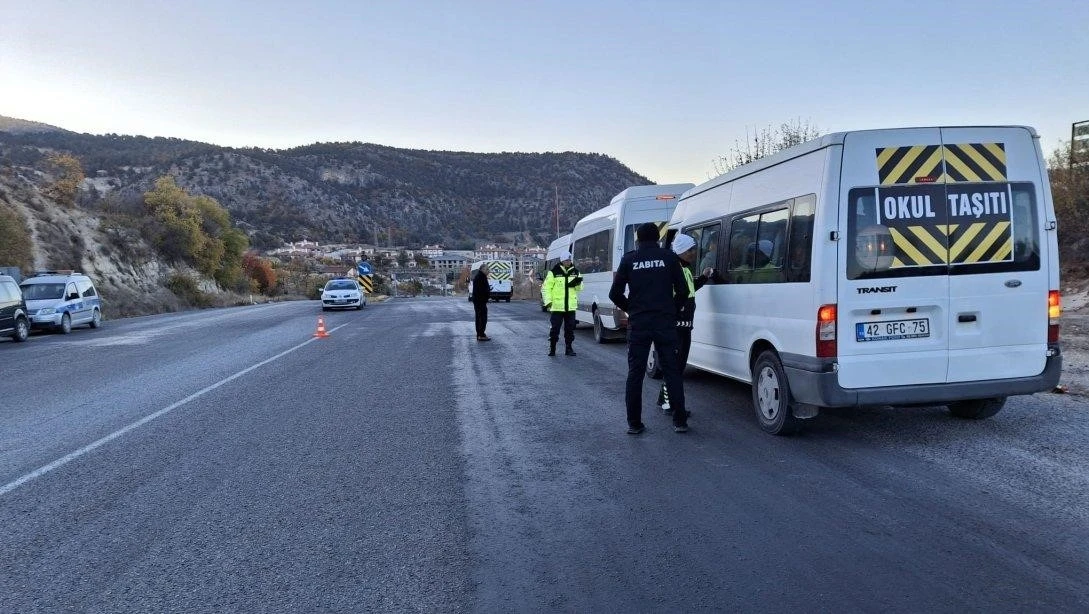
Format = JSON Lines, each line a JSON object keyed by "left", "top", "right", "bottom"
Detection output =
{"left": 561, "top": 251, "right": 573, "bottom": 260}
{"left": 671, "top": 234, "right": 696, "bottom": 255}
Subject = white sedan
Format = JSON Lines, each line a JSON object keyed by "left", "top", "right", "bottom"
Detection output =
{"left": 320, "top": 279, "right": 366, "bottom": 311}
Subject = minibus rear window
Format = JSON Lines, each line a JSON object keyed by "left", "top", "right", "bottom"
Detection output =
{"left": 846, "top": 182, "right": 1040, "bottom": 279}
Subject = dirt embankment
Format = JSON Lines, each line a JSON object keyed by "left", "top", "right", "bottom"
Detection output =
{"left": 1058, "top": 284, "right": 1089, "bottom": 396}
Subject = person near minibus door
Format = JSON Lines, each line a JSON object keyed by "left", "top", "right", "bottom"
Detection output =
{"left": 541, "top": 251, "right": 582, "bottom": 356}
{"left": 608, "top": 222, "right": 690, "bottom": 434}
{"left": 470, "top": 263, "right": 492, "bottom": 341}
{"left": 657, "top": 233, "right": 716, "bottom": 413}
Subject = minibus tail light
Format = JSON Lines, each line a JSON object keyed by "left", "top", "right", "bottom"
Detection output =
{"left": 1048, "top": 290, "right": 1061, "bottom": 343}
{"left": 817, "top": 304, "right": 837, "bottom": 358}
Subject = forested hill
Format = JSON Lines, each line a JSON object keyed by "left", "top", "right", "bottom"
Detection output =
{"left": 0, "top": 121, "right": 653, "bottom": 248}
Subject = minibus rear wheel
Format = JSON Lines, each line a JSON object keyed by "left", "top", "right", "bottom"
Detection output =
{"left": 752, "top": 350, "right": 800, "bottom": 435}
{"left": 947, "top": 397, "right": 1006, "bottom": 419}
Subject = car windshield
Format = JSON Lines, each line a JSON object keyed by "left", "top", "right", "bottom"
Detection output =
{"left": 20, "top": 283, "right": 65, "bottom": 300}
{"left": 326, "top": 280, "right": 357, "bottom": 291}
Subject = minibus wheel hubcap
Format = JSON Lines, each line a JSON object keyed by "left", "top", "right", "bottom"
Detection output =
{"left": 758, "top": 367, "right": 780, "bottom": 419}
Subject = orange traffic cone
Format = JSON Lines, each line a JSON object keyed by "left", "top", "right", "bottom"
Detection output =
{"left": 313, "top": 315, "right": 330, "bottom": 338}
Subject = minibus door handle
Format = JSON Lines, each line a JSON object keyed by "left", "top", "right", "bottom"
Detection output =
{"left": 958, "top": 314, "right": 977, "bottom": 323}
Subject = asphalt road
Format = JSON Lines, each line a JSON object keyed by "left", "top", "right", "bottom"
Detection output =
{"left": 1, "top": 297, "right": 1087, "bottom": 612}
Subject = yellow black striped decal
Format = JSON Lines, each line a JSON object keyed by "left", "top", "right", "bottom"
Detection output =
{"left": 487, "top": 261, "right": 513, "bottom": 281}
{"left": 876, "top": 142, "right": 1006, "bottom": 184}
{"left": 877, "top": 145, "right": 945, "bottom": 185}
{"left": 887, "top": 222, "right": 1013, "bottom": 268}
{"left": 947, "top": 221, "right": 1013, "bottom": 264}
{"left": 888, "top": 225, "right": 946, "bottom": 267}
{"left": 942, "top": 143, "right": 1006, "bottom": 182}
{"left": 357, "top": 275, "right": 374, "bottom": 293}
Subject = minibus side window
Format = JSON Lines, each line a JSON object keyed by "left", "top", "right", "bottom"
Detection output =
{"left": 785, "top": 195, "right": 815, "bottom": 283}
{"left": 749, "top": 208, "right": 788, "bottom": 284}
{"left": 679, "top": 223, "right": 723, "bottom": 284}
{"left": 726, "top": 214, "right": 760, "bottom": 283}
{"left": 573, "top": 229, "right": 612, "bottom": 274}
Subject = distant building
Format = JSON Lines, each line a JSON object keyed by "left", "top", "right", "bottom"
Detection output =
{"left": 419, "top": 244, "right": 445, "bottom": 258}
{"left": 427, "top": 253, "right": 474, "bottom": 272}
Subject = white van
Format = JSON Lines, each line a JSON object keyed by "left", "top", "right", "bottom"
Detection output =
{"left": 20, "top": 271, "right": 104, "bottom": 334}
{"left": 469, "top": 259, "right": 514, "bottom": 302}
{"left": 666, "top": 126, "right": 1061, "bottom": 435}
{"left": 540, "top": 234, "right": 572, "bottom": 311}
{"left": 570, "top": 183, "right": 694, "bottom": 342}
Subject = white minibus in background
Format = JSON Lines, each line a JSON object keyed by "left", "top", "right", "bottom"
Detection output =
{"left": 540, "top": 234, "right": 572, "bottom": 310}
{"left": 570, "top": 183, "right": 694, "bottom": 342}
{"left": 469, "top": 259, "right": 514, "bottom": 302}
{"left": 665, "top": 126, "right": 1061, "bottom": 435}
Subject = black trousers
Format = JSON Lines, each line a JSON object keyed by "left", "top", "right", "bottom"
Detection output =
{"left": 473, "top": 300, "right": 488, "bottom": 336}
{"left": 548, "top": 311, "right": 577, "bottom": 344}
{"left": 626, "top": 318, "right": 685, "bottom": 428}
{"left": 677, "top": 327, "right": 692, "bottom": 369}
{"left": 659, "top": 327, "right": 693, "bottom": 405}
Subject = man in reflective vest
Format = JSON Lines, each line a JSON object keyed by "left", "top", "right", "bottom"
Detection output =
{"left": 541, "top": 252, "right": 582, "bottom": 356}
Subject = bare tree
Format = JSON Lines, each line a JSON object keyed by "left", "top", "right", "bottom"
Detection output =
{"left": 713, "top": 118, "right": 822, "bottom": 176}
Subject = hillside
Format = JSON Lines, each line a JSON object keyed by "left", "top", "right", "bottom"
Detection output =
{"left": 0, "top": 118, "right": 653, "bottom": 248}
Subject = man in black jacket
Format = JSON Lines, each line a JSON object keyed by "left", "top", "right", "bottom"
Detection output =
{"left": 608, "top": 223, "right": 689, "bottom": 434}
{"left": 470, "top": 263, "right": 492, "bottom": 341}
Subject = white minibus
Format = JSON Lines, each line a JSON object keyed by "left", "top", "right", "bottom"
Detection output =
{"left": 665, "top": 126, "right": 1061, "bottom": 435}
{"left": 570, "top": 183, "right": 694, "bottom": 342}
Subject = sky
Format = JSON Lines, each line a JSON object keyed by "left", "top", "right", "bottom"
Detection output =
{"left": 1, "top": 0, "right": 1087, "bottom": 184}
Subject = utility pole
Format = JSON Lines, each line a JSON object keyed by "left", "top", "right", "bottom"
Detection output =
{"left": 554, "top": 184, "right": 559, "bottom": 237}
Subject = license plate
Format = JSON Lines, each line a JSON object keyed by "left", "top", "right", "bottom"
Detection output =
{"left": 334, "top": 299, "right": 347, "bottom": 304}
{"left": 856, "top": 318, "right": 930, "bottom": 342}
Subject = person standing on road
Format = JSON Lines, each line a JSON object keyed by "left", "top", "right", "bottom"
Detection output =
{"left": 541, "top": 252, "right": 583, "bottom": 356}
{"left": 471, "top": 263, "right": 492, "bottom": 341}
{"left": 657, "top": 233, "right": 716, "bottom": 413}
{"left": 608, "top": 223, "right": 689, "bottom": 434}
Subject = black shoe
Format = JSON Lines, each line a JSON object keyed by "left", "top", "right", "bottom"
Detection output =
{"left": 626, "top": 424, "right": 646, "bottom": 435}
{"left": 565, "top": 347, "right": 576, "bottom": 356}
{"left": 673, "top": 424, "right": 689, "bottom": 433}
{"left": 548, "top": 348, "right": 556, "bottom": 356}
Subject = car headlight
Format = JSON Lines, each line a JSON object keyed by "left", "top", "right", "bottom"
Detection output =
{"left": 38, "top": 307, "right": 56, "bottom": 315}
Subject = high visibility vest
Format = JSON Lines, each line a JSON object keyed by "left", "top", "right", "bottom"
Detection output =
{"left": 542, "top": 264, "right": 581, "bottom": 312}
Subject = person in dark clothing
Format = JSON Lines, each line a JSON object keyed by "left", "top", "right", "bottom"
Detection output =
{"left": 470, "top": 263, "right": 492, "bottom": 341}
{"left": 657, "top": 233, "right": 716, "bottom": 412}
{"left": 608, "top": 222, "right": 690, "bottom": 434}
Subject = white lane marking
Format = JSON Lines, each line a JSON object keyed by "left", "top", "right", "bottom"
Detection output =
{"left": 0, "top": 322, "right": 351, "bottom": 497}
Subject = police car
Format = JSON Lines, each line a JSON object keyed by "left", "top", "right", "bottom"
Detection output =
{"left": 19, "top": 271, "right": 103, "bottom": 334}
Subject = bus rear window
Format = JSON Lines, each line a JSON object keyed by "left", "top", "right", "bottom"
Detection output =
{"left": 846, "top": 182, "right": 1040, "bottom": 280}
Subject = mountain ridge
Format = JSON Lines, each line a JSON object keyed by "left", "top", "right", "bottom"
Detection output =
{"left": 0, "top": 115, "right": 654, "bottom": 248}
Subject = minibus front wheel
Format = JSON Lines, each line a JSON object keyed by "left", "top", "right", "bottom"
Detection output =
{"left": 752, "top": 350, "right": 800, "bottom": 435}
{"left": 593, "top": 312, "right": 610, "bottom": 344}
{"left": 947, "top": 397, "right": 1006, "bottom": 419}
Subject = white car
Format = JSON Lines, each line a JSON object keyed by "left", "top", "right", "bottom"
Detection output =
{"left": 320, "top": 278, "right": 366, "bottom": 311}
